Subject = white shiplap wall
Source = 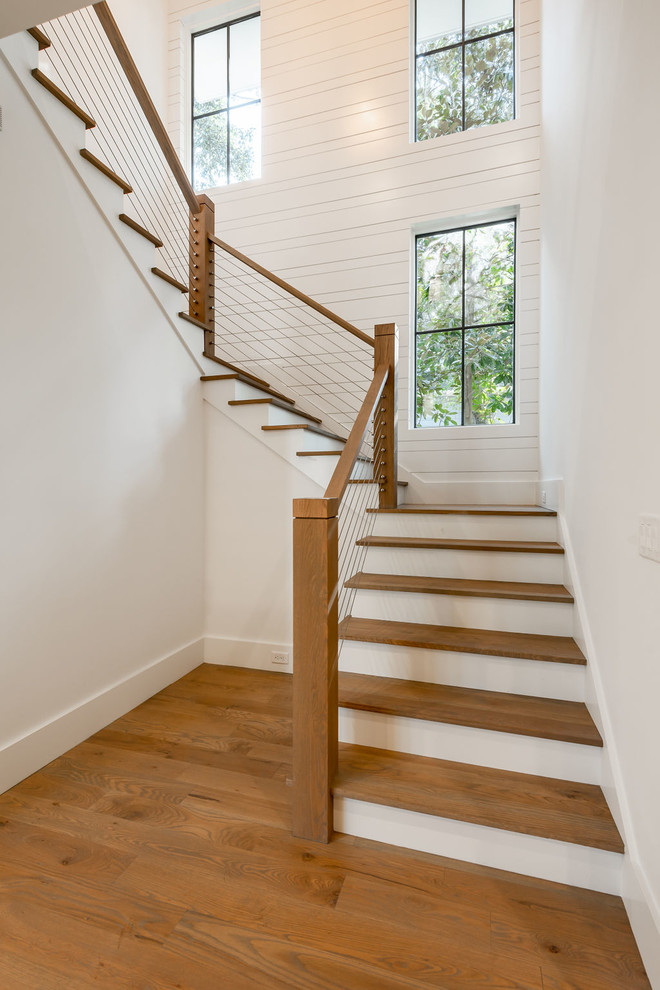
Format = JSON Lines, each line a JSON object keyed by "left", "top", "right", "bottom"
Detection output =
{"left": 167, "top": 0, "right": 541, "bottom": 500}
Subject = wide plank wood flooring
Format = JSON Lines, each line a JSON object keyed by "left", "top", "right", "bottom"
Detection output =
{"left": 0, "top": 664, "right": 649, "bottom": 989}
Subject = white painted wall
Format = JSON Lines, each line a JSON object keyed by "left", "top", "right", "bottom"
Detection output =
{"left": 167, "top": 0, "right": 542, "bottom": 502}
{"left": 0, "top": 50, "right": 205, "bottom": 789}
{"left": 203, "top": 392, "right": 323, "bottom": 668}
{"left": 111, "top": 0, "right": 170, "bottom": 120}
{"left": 540, "top": 0, "right": 660, "bottom": 982}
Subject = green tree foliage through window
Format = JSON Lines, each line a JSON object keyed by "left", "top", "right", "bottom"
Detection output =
{"left": 415, "top": 0, "right": 514, "bottom": 140}
{"left": 415, "top": 219, "right": 515, "bottom": 427}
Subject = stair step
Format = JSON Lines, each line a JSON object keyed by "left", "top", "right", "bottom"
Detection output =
{"left": 197, "top": 355, "right": 271, "bottom": 390}
{"left": 297, "top": 450, "right": 372, "bottom": 463}
{"left": 79, "top": 149, "right": 132, "bottom": 193}
{"left": 345, "top": 572, "right": 573, "bottom": 603}
{"left": 262, "top": 423, "right": 346, "bottom": 442}
{"left": 338, "top": 672, "right": 601, "bottom": 746}
{"left": 229, "top": 398, "right": 322, "bottom": 424}
{"left": 334, "top": 743, "right": 623, "bottom": 852}
{"left": 151, "top": 267, "right": 187, "bottom": 292}
{"left": 200, "top": 373, "right": 295, "bottom": 406}
{"left": 368, "top": 504, "right": 557, "bottom": 516}
{"left": 338, "top": 616, "right": 586, "bottom": 665}
{"left": 27, "top": 26, "right": 51, "bottom": 50}
{"left": 119, "top": 213, "right": 163, "bottom": 247}
{"left": 31, "top": 69, "right": 95, "bottom": 128}
{"left": 358, "top": 535, "right": 565, "bottom": 554}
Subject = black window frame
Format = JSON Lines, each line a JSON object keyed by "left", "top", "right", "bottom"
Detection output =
{"left": 414, "top": 217, "right": 517, "bottom": 428}
{"left": 191, "top": 11, "right": 261, "bottom": 190}
{"left": 414, "top": 0, "right": 516, "bottom": 141}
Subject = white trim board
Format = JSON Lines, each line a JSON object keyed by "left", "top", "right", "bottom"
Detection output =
{"left": 0, "top": 639, "right": 203, "bottom": 797}
{"left": 204, "top": 636, "right": 293, "bottom": 672}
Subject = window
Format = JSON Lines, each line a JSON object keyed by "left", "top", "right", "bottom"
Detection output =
{"left": 415, "top": 218, "right": 515, "bottom": 427}
{"left": 415, "top": 0, "right": 514, "bottom": 141}
{"left": 191, "top": 14, "right": 261, "bottom": 190}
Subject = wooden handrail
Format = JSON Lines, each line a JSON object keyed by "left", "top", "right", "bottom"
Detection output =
{"left": 93, "top": 1, "right": 201, "bottom": 215}
{"left": 209, "top": 234, "right": 375, "bottom": 348}
{"left": 324, "top": 364, "right": 388, "bottom": 503}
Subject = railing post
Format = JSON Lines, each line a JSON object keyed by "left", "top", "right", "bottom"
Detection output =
{"left": 292, "top": 497, "right": 339, "bottom": 843}
{"left": 374, "top": 323, "right": 398, "bottom": 509}
{"left": 189, "top": 193, "right": 216, "bottom": 358}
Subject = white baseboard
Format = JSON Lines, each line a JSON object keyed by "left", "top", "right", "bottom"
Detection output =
{"left": 0, "top": 639, "right": 203, "bottom": 796}
{"left": 204, "top": 635, "right": 293, "bottom": 672}
{"left": 623, "top": 858, "right": 660, "bottom": 989}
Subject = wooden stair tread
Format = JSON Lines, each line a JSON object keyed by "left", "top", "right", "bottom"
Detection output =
{"left": 368, "top": 503, "right": 557, "bottom": 516}
{"left": 195, "top": 352, "right": 271, "bottom": 390}
{"left": 344, "top": 572, "right": 574, "bottom": 603}
{"left": 338, "top": 616, "right": 587, "bottom": 665}
{"left": 79, "top": 149, "right": 132, "bottom": 193}
{"left": 262, "top": 423, "right": 346, "bottom": 442}
{"left": 228, "top": 398, "right": 322, "bottom": 424}
{"left": 200, "top": 373, "right": 295, "bottom": 405}
{"left": 334, "top": 743, "right": 623, "bottom": 852}
{"left": 119, "top": 213, "right": 163, "bottom": 247}
{"left": 31, "top": 69, "right": 95, "bottom": 128}
{"left": 151, "top": 267, "right": 188, "bottom": 292}
{"left": 338, "top": 672, "right": 602, "bottom": 746}
{"left": 358, "top": 535, "right": 565, "bottom": 554}
{"left": 27, "top": 26, "right": 51, "bottom": 50}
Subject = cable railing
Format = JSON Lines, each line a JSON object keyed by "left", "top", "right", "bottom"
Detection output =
{"left": 210, "top": 235, "right": 375, "bottom": 436}
{"left": 38, "top": 3, "right": 195, "bottom": 287}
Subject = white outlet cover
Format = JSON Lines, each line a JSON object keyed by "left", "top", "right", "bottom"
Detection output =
{"left": 272, "top": 652, "right": 289, "bottom": 665}
{"left": 639, "top": 515, "right": 660, "bottom": 562}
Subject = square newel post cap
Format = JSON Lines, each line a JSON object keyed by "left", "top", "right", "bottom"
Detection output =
{"left": 293, "top": 498, "right": 340, "bottom": 519}
{"left": 374, "top": 323, "right": 398, "bottom": 337}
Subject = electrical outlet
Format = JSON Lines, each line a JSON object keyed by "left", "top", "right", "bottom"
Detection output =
{"left": 272, "top": 651, "right": 289, "bottom": 665}
{"left": 541, "top": 490, "right": 547, "bottom": 505}
{"left": 639, "top": 515, "right": 660, "bottom": 562}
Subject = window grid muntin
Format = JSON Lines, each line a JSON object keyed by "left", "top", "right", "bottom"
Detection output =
{"left": 414, "top": 217, "right": 517, "bottom": 428}
{"left": 414, "top": 0, "right": 515, "bottom": 140}
{"left": 191, "top": 12, "right": 260, "bottom": 190}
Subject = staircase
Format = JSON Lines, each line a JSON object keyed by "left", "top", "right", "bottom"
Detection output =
{"left": 6, "top": 13, "right": 624, "bottom": 903}
{"left": 331, "top": 503, "right": 623, "bottom": 894}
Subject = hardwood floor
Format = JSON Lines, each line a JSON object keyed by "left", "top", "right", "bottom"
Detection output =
{"left": 0, "top": 664, "right": 650, "bottom": 989}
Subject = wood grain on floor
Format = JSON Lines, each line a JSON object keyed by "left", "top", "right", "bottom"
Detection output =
{"left": 0, "top": 664, "right": 650, "bottom": 989}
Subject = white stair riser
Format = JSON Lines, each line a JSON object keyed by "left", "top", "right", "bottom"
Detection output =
{"left": 359, "top": 546, "right": 565, "bottom": 583}
{"left": 371, "top": 513, "right": 558, "bottom": 542}
{"left": 339, "top": 641, "right": 585, "bottom": 702}
{"left": 338, "top": 709, "right": 601, "bottom": 784}
{"left": 266, "top": 429, "right": 344, "bottom": 454}
{"left": 334, "top": 798, "right": 622, "bottom": 895}
{"left": 350, "top": 588, "right": 574, "bottom": 636}
{"left": 265, "top": 404, "right": 318, "bottom": 427}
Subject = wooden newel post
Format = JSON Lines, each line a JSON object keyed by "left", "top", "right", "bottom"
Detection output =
{"left": 374, "top": 323, "right": 398, "bottom": 509}
{"left": 189, "top": 193, "right": 216, "bottom": 358}
{"left": 292, "top": 497, "right": 339, "bottom": 843}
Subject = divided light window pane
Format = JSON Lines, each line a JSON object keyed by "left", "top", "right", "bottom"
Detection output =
{"left": 193, "top": 28, "right": 227, "bottom": 115}
{"left": 229, "top": 102, "right": 261, "bottom": 183}
{"left": 230, "top": 16, "right": 261, "bottom": 105}
{"left": 193, "top": 114, "right": 228, "bottom": 189}
{"left": 416, "top": 0, "right": 462, "bottom": 54}
{"left": 415, "top": 219, "right": 515, "bottom": 428}
{"left": 415, "top": 0, "right": 514, "bottom": 139}
{"left": 465, "top": 0, "right": 514, "bottom": 39}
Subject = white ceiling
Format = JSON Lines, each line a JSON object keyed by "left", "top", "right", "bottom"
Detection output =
{"left": 0, "top": 0, "right": 89, "bottom": 39}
